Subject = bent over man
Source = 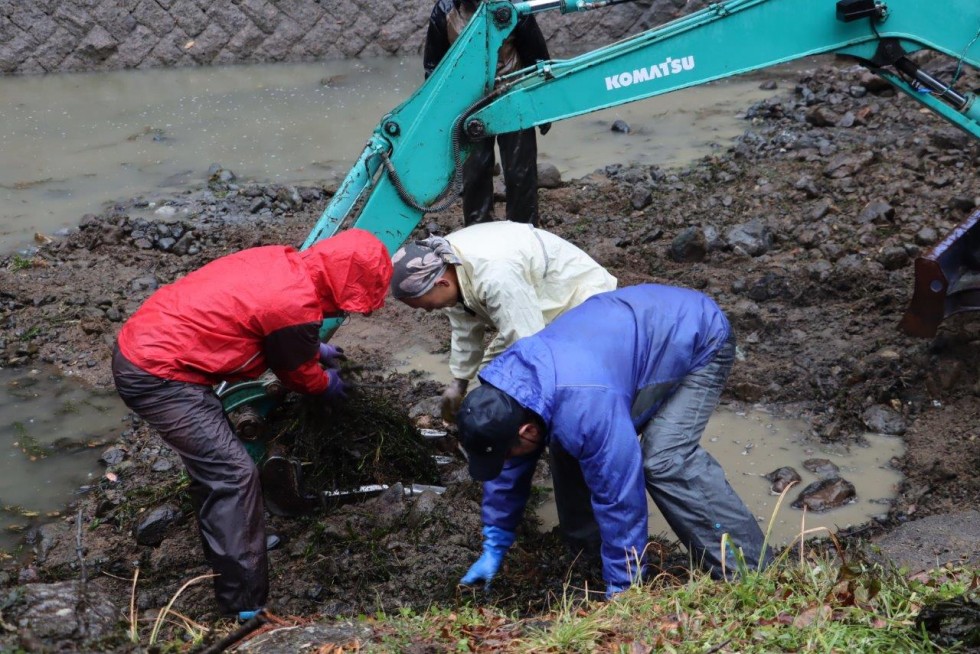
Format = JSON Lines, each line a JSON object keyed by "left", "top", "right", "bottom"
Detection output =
{"left": 111, "top": 229, "right": 392, "bottom": 619}
{"left": 391, "top": 220, "right": 616, "bottom": 557}
{"left": 456, "top": 284, "right": 772, "bottom": 598}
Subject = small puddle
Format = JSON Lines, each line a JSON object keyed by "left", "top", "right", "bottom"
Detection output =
{"left": 536, "top": 407, "right": 904, "bottom": 547}
{"left": 0, "top": 366, "right": 130, "bottom": 553}
{"left": 391, "top": 345, "right": 453, "bottom": 386}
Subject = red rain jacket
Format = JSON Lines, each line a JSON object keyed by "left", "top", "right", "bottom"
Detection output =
{"left": 117, "top": 229, "right": 392, "bottom": 394}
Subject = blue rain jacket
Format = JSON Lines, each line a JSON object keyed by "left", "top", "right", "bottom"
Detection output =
{"left": 478, "top": 284, "right": 731, "bottom": 589}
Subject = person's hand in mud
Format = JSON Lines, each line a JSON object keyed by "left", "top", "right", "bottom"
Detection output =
{"left": 322, "top": 368, "right": 349, "bottom": 402}
{"left": 440, "top": 378, "right": 469, "bottom": 423}
{"left": 318, "top": 342, "right": 347, "bottom": 369}
{"left": 459, "top": 525, "right": 514, "bottom": 588}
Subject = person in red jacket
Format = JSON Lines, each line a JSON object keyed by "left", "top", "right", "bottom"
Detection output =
{"left": 111, "top": 228, "right": 392, "bottom": 619}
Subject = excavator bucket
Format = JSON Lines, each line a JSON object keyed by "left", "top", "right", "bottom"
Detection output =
{"left": 900, "top": 209, "right": 980, "bottom": 338}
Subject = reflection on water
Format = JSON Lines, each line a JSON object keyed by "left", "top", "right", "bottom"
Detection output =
{"left": 1, "top": 56, "right": 790, "bottom": 253}
{"left": 0, "top": 366, "right": 129, "bottom": 552}
{"left": 537, "top": 407, "right": 905, "bottom": 547}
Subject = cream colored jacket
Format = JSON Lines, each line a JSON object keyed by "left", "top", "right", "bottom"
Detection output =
{"left": 444, "top": 221, "right": 617, "bottom": 381}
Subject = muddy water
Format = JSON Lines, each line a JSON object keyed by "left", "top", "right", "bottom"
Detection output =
{"left": 537, "top": 407, "right": 904, "bottom": 547}
{"left": 0, "top": 366, "right": 129, "bottom": 552}
{"left": 393, "top": 346, "right": 904, "bottom": 545}
{"left": 1, "top": 57, "right": 788, "bottom": 253}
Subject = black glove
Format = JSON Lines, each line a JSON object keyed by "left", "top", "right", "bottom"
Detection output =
{"left": 539, "top": 122, "right": 552, "bottom": 136}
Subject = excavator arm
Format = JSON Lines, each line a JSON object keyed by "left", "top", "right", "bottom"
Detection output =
{"left": 219, "top": 0, "right": 979, "bottom": 412}
{"left": 307, "top": 0, "right": 977, "bottom": 336}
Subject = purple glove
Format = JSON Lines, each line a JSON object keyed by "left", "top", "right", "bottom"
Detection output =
{"left": 318, "top": 343, "right": 346, "bottom": 368}
{"left": 322, "top": 369, "right": 349, "bottom": 402}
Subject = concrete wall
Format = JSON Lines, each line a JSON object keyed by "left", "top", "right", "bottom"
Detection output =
{"left": 0, "top": 0, "right": 702, "bottom": 75}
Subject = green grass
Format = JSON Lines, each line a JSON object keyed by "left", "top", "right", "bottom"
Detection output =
{"left": 7, "top": 255, "right": 33, "bottom": 271}
{"left": 360, "top": 557, "right": 976, "bottom": 653}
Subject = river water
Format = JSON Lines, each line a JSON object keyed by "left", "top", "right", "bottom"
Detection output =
{"left": 1, "top": 56, "right": 789, "bottom": 254}
{"left": 0, "top": 55, "right": 855, "bottom": 554}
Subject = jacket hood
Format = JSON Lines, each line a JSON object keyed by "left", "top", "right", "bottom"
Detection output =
{"left": 301, "top": 229, "right": 393, "bottom": 315}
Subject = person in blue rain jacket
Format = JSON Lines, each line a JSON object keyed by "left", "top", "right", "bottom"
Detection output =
{"left": 455, "top": 284, "right": 771, "bottom": 598}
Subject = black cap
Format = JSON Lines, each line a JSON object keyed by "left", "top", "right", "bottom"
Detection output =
{"left": 457, "top": 384, "right": 526, "bottom": 481}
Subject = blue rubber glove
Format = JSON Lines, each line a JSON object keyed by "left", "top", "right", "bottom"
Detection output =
{"left": 318, "top": 342, "right": 346, "bottom": 368}
{"left": 322, "top": 369, "right": 348, "bottom": 402}
{"left": 460, "top": 525, "right": 516, "bottom": 587}
{"left": 237, "top": 609, "right": 262, "bottom": 622}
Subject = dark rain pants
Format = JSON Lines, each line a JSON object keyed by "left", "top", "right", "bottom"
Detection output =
{"left": 111, "top": 346, "right": 268, "bottom": 615}
{"left": 551, "top": 336, "right": 771, "bottom": 577}
{"left": 462, "top": 128, "right": 539, "bottom": 226}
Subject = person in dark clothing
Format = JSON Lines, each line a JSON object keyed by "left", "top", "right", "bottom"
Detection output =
{"left": 455, "top": 284, "right": 773, "bottom": 599}
{"left": 111, "top": 229, "right": 392, "bottom": 620}
{"left": 423, "top": 0, "right": 551, "bottom": 226}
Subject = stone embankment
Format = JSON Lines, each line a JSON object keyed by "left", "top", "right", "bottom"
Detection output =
{"left": 0, "top": 0, "right": 703, "bottom": 75}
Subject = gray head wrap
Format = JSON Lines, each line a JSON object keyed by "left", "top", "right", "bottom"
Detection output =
{"left": 390, "top": 236, "right": 463, "bottom": 299}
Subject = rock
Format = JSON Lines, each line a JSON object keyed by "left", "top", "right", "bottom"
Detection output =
{"left": 370, "top": 483, "right": 407, "bottom": 528}
{"left": 791, "top": 477, "right": 857, "bottom": 512}
{"left": 857, "top": 200, "right": 895, "bottom": 224}
{"left": 915, "top": 226, "right": 938, "bottom": 246}
{"left": 630, "top": 186, "right": 653, "bottom": 210}
{"left": 862, "top": 404, "right": 907, "bottom": 435}
{"left": 409, "top": 396, "right": 441, "bottom": 420}
{"left": 725, "top": 219, "right": 773, "bottom": 257}
{"left": 764, "top": 466, "right": 801, "bottom": 494}
{"left": 134, "top": 504, "right": 182, "bottom": 546}
{"left": 15, "top": 581, "right": 119, "bottom": 642}
{"left": 668, "top": 226, "right": 707, "bottom": 263}
{"left": 806, "top": 106, "right": 839, "bottom": 127}
{"left": 802, "top": 458, "right": 840, "bottom": 479}
{"left": 877, "top": 246, "right": 909, "bottom": 271}
{"left": 100, "top": 445, "right": 126, "bottom": 466}
{"left": 32, "top": 523, "right": 61, "bottom": 564}
{"left": 537, "top": 163, "right": 561, "bottom": 189}
{"left": 407, "top": 489, "right": 441, "bottom": 529}
{"left": 131, "top": 275, "right": 159, "bottom": 292}
{"left": 610, "top": 119, "right": 631, "bottom": 133}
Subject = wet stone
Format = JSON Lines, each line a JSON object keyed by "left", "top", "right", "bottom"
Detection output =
{"left": 134, "top": 503, "right": 181, "bottom": 546}
{"left": 802, "top": 458, "right": 840, "bottom": 479}
{"left": 537, "top": 162, "right": 561, "bottom": 189}
{"left": 15, "top": 581, "right": 118, "bottom": 642}
{"left": 791, "top": 477, "right": 857, "bottom": 512}
{"left": 916, "top": 593, "right": 980, "bottom": 650}
{"left": 100, "top": 445, "right": 126, "bottom": 466}
{"left": 862, "top": 404, "right": 907, "bottom": 435}
{"left": 764, "top": 466, "right": 802, "bottom": 494}
{"left": 610, "top": 119, "right": 631, "bottom": 133}
{"left": 631, "top": 186, "right": 653, "bottom": 210}
{"left": 668, "top": 226, "right": 707, "bottom": 263}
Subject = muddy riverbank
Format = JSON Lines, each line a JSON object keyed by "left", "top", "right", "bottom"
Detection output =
{"left": 0, "top": 58, "right": 978, "bottom": 651}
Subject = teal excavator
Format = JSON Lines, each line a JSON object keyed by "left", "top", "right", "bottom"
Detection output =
{"left": 218, "top": 0, "right": 980, "bottom": 416}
